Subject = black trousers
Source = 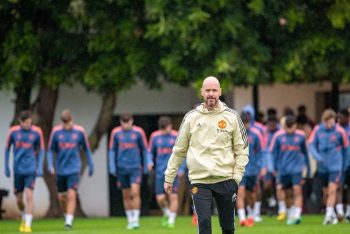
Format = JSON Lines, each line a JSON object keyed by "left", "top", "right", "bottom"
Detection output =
{"left": 191, "top": 179, "right": 238, "bottom": 234}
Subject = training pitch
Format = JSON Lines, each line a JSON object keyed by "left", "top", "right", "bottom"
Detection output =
{"left": 1, "top": 215, "right": 349, "bottom": 234}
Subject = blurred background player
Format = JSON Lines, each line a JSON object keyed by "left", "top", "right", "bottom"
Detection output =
{"left": 269, "top": 115, "right": 310, "bottom": 225}
{"left": 47, "top": 109, "right": 94, "bottom": 230}
{"left": 148, "top": 116, "right": 185, "bottom": 228}
{"left": 108, "top": 112, "right": 151, "bottom": 229}
{"left": 4, "top": 110, "right": 45, "bottom": 233}
{"left": 343, "top": 114, "right": 350, "bottom": 222}
{"left": 242, "top": 105, "right": 266, "bottom": 222}
{"left": 263, "top": 114, "right": 280, "bottom": 217}
{"left": 336, "top": 109, "right": 350, "bottom": 221}
{"left": 242, "top": 105, "right": 266, "bottom": 136}
{"left": 274, "top": 115, "right": 289, "bottom": 221}
{"left": 237, "top": 113, "right": 265, "bottom": 227}
{"left": 296, "top": 105, "right": 314, "bottom": 139}
{"left": 309, "top": 109, "right": 348, "bottom": 225}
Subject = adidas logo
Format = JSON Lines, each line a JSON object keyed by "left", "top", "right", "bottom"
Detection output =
{"left": 232, "top": 193, "right": 237, "bottom": 203}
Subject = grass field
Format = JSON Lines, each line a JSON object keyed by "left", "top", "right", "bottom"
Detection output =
{"left": 1, "top": 215, "right": 349, "bottom": 234}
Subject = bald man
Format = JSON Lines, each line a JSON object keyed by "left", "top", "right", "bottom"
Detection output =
{"left": 164, "top": 77, "right": 249, "bottom": 234}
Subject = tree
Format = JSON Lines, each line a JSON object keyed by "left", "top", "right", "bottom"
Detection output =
{"left": 0, "top": 0, "right": 160, "bottom": 217}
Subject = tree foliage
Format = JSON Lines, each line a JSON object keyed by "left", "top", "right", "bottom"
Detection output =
{"left": 145, "top": 0, "right": 350, "bottom": 85}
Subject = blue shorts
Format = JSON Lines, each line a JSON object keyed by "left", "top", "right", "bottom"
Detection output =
{"left": 277, "top": 173, "right": 302, "bottom": 189}
{"left": 316, "top": 171, "right": 341, "bottom": 187}
{"left": 56, "top": 174, "right": 80, "bottom": 193}
{"left": 117, "top": 167, "right": 142, "bottom": 189}
{"left": 14, "top": 174, "right": 36, "bottom": 194}
{"left": 239, "top": 175, "right": 258, "bottom": 192}
{"left": 155, "top": 175, "right": 180, "bottom": 195}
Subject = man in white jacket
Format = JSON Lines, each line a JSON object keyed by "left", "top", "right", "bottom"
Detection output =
{"left": 164, "top": 76, "right": 249, "bottom": 234}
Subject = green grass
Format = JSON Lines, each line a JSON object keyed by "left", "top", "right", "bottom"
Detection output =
{"left": 1, "top": 215, "right": 349, "bottom": 234}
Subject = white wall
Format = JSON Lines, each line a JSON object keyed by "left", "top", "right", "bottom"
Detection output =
{"left": 0, "top": 91, "right": 49, "bottom": 218}
{"left": 115, "top": 81, "right": 201, "bottom": 114}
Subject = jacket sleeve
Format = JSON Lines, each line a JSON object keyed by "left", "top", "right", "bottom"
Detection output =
{"left": 80, "top": 130, "right": 94, "bottom": 174}
{"left": 308, "top": 128, "right": 323, "bottom": 162}
{"left": 301, "top": 137, "right": 311, "bottom": 178}
{"left": 232, "top": 115, "right": 249, "bottom": 185}
{"left": 47, "top": 131, "right": 56, "bottom": 171}
{"left": 137, "top": 129, "right": 150, "bottom": 174}
{"left": 164, "top": 117, "right": 190, "bottom": 183}
{"left": 35, "top": 128, "right": 45, "bottom": 176}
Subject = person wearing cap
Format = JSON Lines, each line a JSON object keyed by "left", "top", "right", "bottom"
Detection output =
{"left": 164, "top": 76, "right": 249, "bottom": 234}
{"left": 269, "top": 115, "right": 310, "bottom": 225}
{"left": 47, "top": 109, "right": 94, "bottom": 230}
{"left": 108, "top": 113, "right": 151, "bottom": 230}
{"left": 241, "top": 105, "right": 266, "bottom": 221}
{"left": 309, "top": 109, "right": 348, "bottom": 225}
{"left": 4, "top": 110, "right": 45, "bottom": 233}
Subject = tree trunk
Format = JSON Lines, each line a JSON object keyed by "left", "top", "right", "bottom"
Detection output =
{"left": 76, "top": 91, "right": 116, "bottom": 217}
{"left": 89, "top": 92, "right": 117, "bottom": 152}
{"left": 32, "top": 83, "right": 61, "bottom": 218}
{"left": 331, "top": 82, "right": 339, "bottom": 111}
{"left": 79, "top": 91, "right": 117, "bottom": 173}
{"left": 252, "top": 84, "right": 259, "bottom": 121}
{"left": 11, "top": 76, "right": 33, "bottom": 125}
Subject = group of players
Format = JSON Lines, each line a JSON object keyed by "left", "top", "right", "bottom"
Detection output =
{"left": 4, "top": 109, "right": 184, "bottom": 232}
{"left": 108, "top": 113, "right": 185, "bottom": 230}
{"left": 237, "top": 105, "right": 350, "bottom": 227}
{"left": 5, "top": 109, "right": 94, "bottom": 232}
{"left": 4, "top": 103, "right": 350, "bottom": 233}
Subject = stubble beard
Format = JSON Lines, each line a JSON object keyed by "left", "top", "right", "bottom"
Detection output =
{"left": 205, "top": 97, "right": 218, "bottom": 109}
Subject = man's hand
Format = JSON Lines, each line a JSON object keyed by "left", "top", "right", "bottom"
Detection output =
{"left": 259, "top": 167, "right": 267, "bottom": 178}
{"left": 164, "top": 182, "right": 173, "bottom": 194}
{"left": 88, "top": 166, "right": 94, "bottom": 177}
{"left": 49, "top": 167, "right": 55, "bottom": 176}
{"left": 5, "top": 167, "right": 10, "bottom": 178}
{"left": 109, "top": 168, "right": 116, "bottom": 176}
{"left": 147, "top": 163, "right": 154, "bottom": 172}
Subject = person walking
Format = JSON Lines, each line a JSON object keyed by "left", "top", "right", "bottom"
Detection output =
{"left": 108, "top": 112, "right": 151, "bottom": 229}
{"left": 164, "top": 76, "right": 249, "bottom": 234}
{"left": 47, "top": 109, "right": 94, "bottom": 230}
{"left": 5, "top": 110, "right": 45, "bottom": 233}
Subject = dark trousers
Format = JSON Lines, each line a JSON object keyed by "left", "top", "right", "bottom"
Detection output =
{"left": 191, "top": 179, "right": 238, "bottom": 234}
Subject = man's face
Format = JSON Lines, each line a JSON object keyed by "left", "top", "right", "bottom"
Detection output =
{"left": 161, "top": 124, "right": 172, "bottom": 134}
{"left": 244, "top": 121, "right": 250, "bottom": 130}
{"left": 267, "top": 121, "right": 277, "bottom": 131}
{"left": 324, "top": 118, "right": 335, "bottom": 129}
{"left": 201, "top": 80, "right": 221, "bottom": 109}
{"left": 20, "top": 118, "right": 32, "bottom": 130}
{"left": 286, "top": 124, "right": 296, "bottom": 134}
{"left": 121, "top": 119, "right": 133, "bottom": 130}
